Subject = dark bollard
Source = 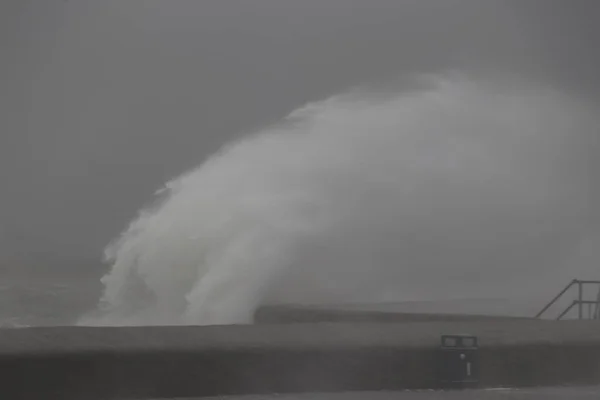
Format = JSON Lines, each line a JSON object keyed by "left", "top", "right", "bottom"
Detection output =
{"left": 438, "top": 334, "right": 479, "bottom": 389}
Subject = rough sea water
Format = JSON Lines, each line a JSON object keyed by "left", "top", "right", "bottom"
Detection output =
{"left": 76, "top": 75, "right": 598, "bottom": 327}
{"left": 0, "top": 280, "right": 97, "bottom": 328}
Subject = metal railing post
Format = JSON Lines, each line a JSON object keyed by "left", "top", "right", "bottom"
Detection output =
{"left": 535, "top": 279, "right": 577, "bottom": 319}
{"left": 578, "top": 280, "right": 583, "bottom": 320}
{"left": 556, "top": 300, "right": 578, "bottom": 320}
{"left": 536, "top": 279, "right": 600, "bottom": 320}
{"left": 595, "top": 285, "right": 600, "bottom": 319}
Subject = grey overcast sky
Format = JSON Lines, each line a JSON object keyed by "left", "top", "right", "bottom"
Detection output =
{"left": 1, "top": 0, "right": 599, "bottom": 276}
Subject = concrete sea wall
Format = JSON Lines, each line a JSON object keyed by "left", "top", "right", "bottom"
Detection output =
{"left": 254, "top": 305, "right": 534, "bottom": 323}
{"left": 1, "top": 320, "right": 600, "bottom": 399}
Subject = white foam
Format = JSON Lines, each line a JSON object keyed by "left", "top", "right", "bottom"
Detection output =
{"left": 79, "top": 75, "right": 597, "bottom": 326}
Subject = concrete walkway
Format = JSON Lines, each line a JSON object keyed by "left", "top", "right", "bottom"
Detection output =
{"left": 3, "top": 321, "right": 600, "bottom": 399}
{"left": 168, "top": 386, "right": 600, "bottom": 399}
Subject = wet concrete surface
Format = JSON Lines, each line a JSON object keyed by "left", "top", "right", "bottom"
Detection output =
{"left": 157, "top": 386, "right": 600, "bottom": 399}
{"left": 4, "top": 321, "right": 600, "bottom": 399}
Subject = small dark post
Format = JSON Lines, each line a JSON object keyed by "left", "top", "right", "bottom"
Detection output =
{"left": 578, "top": 280, "right": 583, "bottom": 320}
{"left": 438, "top": 334, "right": 479, "bottom": 389}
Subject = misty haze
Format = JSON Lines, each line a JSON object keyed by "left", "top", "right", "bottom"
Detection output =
{"left": 1, "top": 0, "right": 599, "bottom": 328}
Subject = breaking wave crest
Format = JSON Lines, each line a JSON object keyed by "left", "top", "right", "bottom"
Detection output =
{"left": 79, "top": 75, "right": 596, "bottom": 326}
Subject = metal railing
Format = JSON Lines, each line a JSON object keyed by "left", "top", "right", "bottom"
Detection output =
{"left": 535, "top": 279, "right": 600, "bottom": 320}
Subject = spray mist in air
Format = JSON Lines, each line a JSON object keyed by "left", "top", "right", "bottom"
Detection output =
{"left": 80, "top": 75, "right": 596, "bottom": 326}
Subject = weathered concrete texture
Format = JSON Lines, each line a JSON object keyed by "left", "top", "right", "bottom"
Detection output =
{"left": 1, "top": 321, "right": 600, "bottom": 399}
{"left": 157, "top": 386, "right": 600, "bottom": 399}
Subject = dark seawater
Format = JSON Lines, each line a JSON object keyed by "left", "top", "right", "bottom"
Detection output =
{"left": 0, "top": 279, "right": 100, "bottom": 327}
